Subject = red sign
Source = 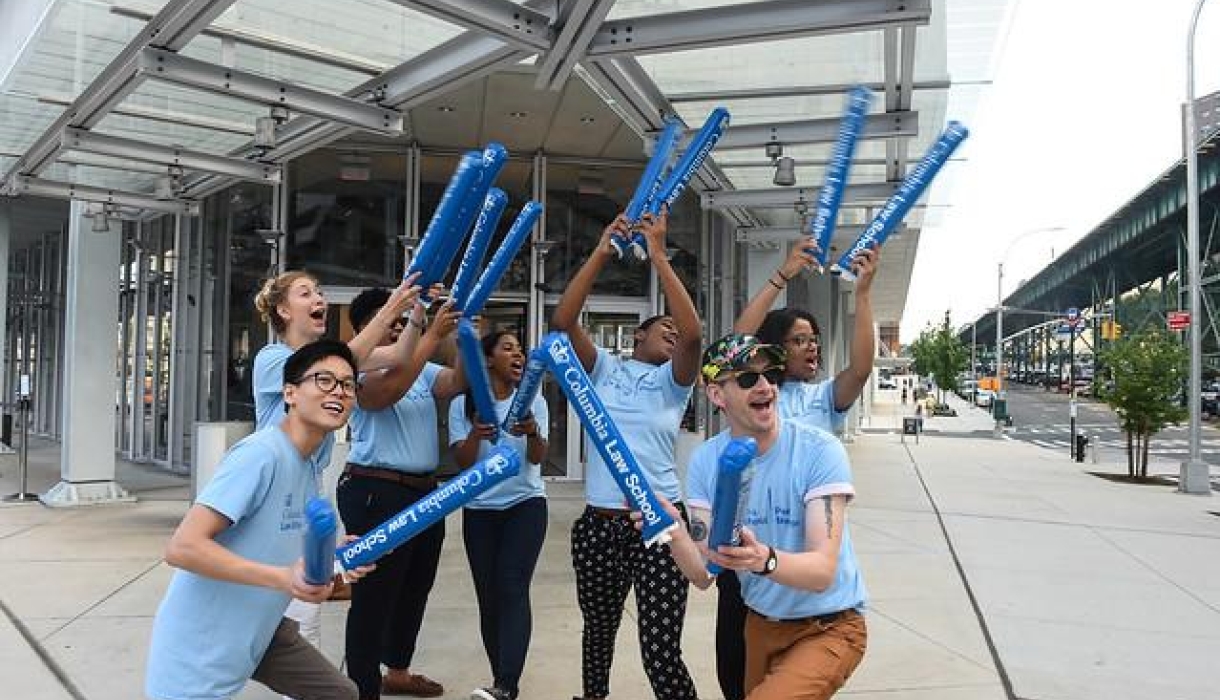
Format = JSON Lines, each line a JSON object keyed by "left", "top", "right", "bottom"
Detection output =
{"left": 1168, "top": 311, "right": 1190, "bottom": 331}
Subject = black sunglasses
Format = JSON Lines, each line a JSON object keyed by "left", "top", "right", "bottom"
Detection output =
{"left": 722, "top": 366, "right": 785, "bottom": 389}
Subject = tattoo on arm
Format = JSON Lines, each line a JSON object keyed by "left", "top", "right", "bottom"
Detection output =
{"left": 689, "top": 518, "right": 708, "bottom": 542}
{"left": 821, "top": 496, "right": 834, "bottom": 539}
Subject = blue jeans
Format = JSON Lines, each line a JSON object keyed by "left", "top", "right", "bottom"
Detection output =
{"left": 462, "top": 497, "right": 548, "bottom": 698}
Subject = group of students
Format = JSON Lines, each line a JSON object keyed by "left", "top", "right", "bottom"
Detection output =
{"left": 144, "top": 208, "right": 881, "bottom": 700}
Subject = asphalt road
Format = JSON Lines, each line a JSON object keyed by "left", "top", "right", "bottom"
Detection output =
{"left": 997, "top": 383, "right": 1220, "bottom": 468}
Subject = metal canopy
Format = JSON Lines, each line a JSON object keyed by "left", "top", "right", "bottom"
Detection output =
{"left": 0, "top": 0, "right": 1013, "bottom": 326}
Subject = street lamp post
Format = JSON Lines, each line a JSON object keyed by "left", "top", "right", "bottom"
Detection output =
{"left": 995, "top": 226, "right": 1065, "bottom": 432}
{"left": 1182, "top": 0, "right": 1212, "bottom": 494}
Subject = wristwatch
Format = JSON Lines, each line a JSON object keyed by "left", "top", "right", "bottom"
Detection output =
{"left": 756, "top": 545, "right": 778, "bottom": 576}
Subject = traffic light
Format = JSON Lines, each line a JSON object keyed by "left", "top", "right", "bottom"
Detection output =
{"left": 1101, "top": 321, "right": 1123, "bottom": 340}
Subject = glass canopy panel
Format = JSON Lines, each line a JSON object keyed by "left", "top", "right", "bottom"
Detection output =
{"left": 0, "top": 0, "right": 160, "bottom": 157}
{"left": 0, "top": 92, "right": 63, "bottom": 159}
{"left": 214, "top": 0, "right": 462, "bottom": 70}
{"left": 639, "top": 33, "right": 885, "bottom": 95}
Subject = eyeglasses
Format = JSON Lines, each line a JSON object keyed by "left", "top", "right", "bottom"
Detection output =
{"left": 297, "top": 371, "right": 357, "bottom": 396}
{"left": 785, "top": 334, "right": 820, "bottom": 350}
{"left": 720, "top": 366, "right": 785, "bottom": 389}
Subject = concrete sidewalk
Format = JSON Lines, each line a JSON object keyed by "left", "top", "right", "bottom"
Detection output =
{"left": 2, "top": 390, "right": 1218, "bottom": 700}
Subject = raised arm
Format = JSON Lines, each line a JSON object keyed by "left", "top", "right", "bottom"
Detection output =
{"left": 733, "top": 236, "right": 817, "bottom": 335}
{"left": 639, "top": 211, "right": 703, "bottom": 386}
{"left": 348, "top": 275, "right": 421, "bottom": 368}
{"left": 833, "top": 247, "right": 879, "bottom": 411}
{"left": 359, "top": 301, "right": 461, "bottom": 410}
{"left": 428, "top": 305, "right": 467, "bottom": 400}
{"left": 550, "top": 214, "right": 630, "bottom": 371}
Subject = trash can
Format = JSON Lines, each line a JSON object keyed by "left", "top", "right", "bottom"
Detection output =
{"left": 992, "top": 398, "right": 1008, "bottom": 423}
{"left": 1074, "top": 434, "right": 1088, "bottom": 463}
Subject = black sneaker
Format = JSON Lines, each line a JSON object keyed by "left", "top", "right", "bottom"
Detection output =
{"left": 470, "top": 687, "right": 512, "bottom": 700}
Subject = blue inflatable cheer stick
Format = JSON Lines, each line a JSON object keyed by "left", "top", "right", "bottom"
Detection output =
{"left": 538, "top": 331, "right": 678, "bottom": 546}
{"left": 833, "top": 122, "right": 969, "bottom": 280}
{"left": 502, "top": 346, "right": 547, "bottom": 433}
{"left": 809, "top": 86, "right": 872, "bottom": 271}
{"left": 303, "top": 496, "right": 338, "bottom": 585}
{"left": 457, "top": 318, "right": 501, "bottom": 442}
{"left": 337, "top": 447, "right": 521, "bottom": 570}
{"left": 706, "top": 436, "right": 758, "bottom": 575}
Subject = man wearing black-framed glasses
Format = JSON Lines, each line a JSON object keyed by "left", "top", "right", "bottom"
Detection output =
{"left": 147, "top": 340, "right": 375, "bottom": 700}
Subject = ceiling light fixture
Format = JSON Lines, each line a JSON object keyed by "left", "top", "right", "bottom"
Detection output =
{"left": 767, "top": 142, "right": 796, "bottom": 186}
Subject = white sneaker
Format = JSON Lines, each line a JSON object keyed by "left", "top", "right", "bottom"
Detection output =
{"left": 470, "top": 687, "right": 512, "bottom": 700}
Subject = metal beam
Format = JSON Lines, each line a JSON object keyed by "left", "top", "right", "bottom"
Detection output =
{"left": 136, "top": 48, "right": 404, "bottom": 135}
{"left": 7, "top": 176, "right": 199, "bottom": 216}
{"left": 375, "top": 33, "right": 528, "bottom": 107}
{"left": 668, "top": 79, "right": 951, "bottom": 103}
{"left": 382, "top": 0, "right": 554, "bottom": 51}
{"left": 535, "top": 0, "right": 616, "bottom": 90}
{"left": 0, "top": 0, "right": 238, "bottom": 180}
{"left": 708, "top": 111, "right": 918, "bottom": 150}
{"left": 62, "top": 127, "right": 281, "bottom": 184}
{"left": 181, "top": 32, "right": 529, "bottom": 199}
{"left": 587, "top": 0, "right": 931, "bottom": 57}
{"left": 702, "top": 182, "right": 899, "bottom": 209}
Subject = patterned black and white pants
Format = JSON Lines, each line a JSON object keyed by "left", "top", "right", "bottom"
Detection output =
{"left": 571, "top": 505, "right": 698, "bottom": 700}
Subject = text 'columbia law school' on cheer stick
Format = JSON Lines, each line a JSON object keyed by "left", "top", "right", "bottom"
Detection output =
{"left": 619, "top": 108, "right": 731, "bottom": 261}
{"left": 808, "top": 86, "right": 872, "bottom": 272}
{"left": 449, "top": 188, "right": 508, "bottom": 310}
{"left": 336, "top": 446, "right": 521, "bottom": 570}
{"left": 832, "top": 122, "right": 969, "bottom": 280}
{"left": 538, "top": 331, "right": 678, "bottom": 546}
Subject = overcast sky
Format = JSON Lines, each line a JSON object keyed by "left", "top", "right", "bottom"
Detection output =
{"left": 902, "top": 0, "right": 1220, "bottom": 340}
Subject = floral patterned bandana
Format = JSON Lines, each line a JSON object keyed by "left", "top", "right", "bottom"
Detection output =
{"left": 701, "top": 333, "right": 787, "bottom": 383}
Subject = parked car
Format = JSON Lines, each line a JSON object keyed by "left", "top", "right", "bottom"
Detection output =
{"left": 974, "top": 388, "right": 995, "bottom": 408}
{"left": 878, "top": 377, "right": 897, "bottom": 390}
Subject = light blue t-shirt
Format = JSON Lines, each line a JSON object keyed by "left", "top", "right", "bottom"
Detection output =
{"left": 146, "top": 427, "right": 318, "bottom": 700}
{"left": 584, "top": 347, "right": 692, "bottom": 508}
{"left": 778, "top": 378, "right": 848, "bottom": 434}
{"left": 448, "top": 391, "right": 549, "bottom": 509}
{"left": 252, "top": 342, "right": 334, "bottom": 470}
{"left": 348, "top": 362, "right": 443, "bottom": 473}
{"left": 685, "top": 421, "right": 867, "bottom": 620}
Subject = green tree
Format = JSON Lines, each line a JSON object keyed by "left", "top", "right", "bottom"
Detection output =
{"left": 908, "top": 312, "right": 969, "bottom": 404}
{"left": 1097, "top": 328, "right": 1188, "bottom": 479}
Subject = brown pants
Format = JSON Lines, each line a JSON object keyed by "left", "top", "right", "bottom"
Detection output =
{"left": 743, "top": 609, "right": 867, "bottom": 700}
{"left": 251, "top": 617, "right": 358, "bottom": 700}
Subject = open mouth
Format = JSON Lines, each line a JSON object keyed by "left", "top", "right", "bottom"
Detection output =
{"left": 320, "top": 400, "right": 346, "bottom": 417}
{"left": 309, "top": 308, "right": 326, "bottom": 322}
{"left": 748, "top": 397, "right": 774, "bottom": 413}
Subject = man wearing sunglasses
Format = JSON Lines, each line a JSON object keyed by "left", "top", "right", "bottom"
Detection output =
{"left": 711, "top": 238, "right": 879, "bottom": 700}
{"left": 147, "top": 340, "right": 375, "bottom": 700}
{"left": 663, "top": 333, "right": 867, "bottom": 700}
